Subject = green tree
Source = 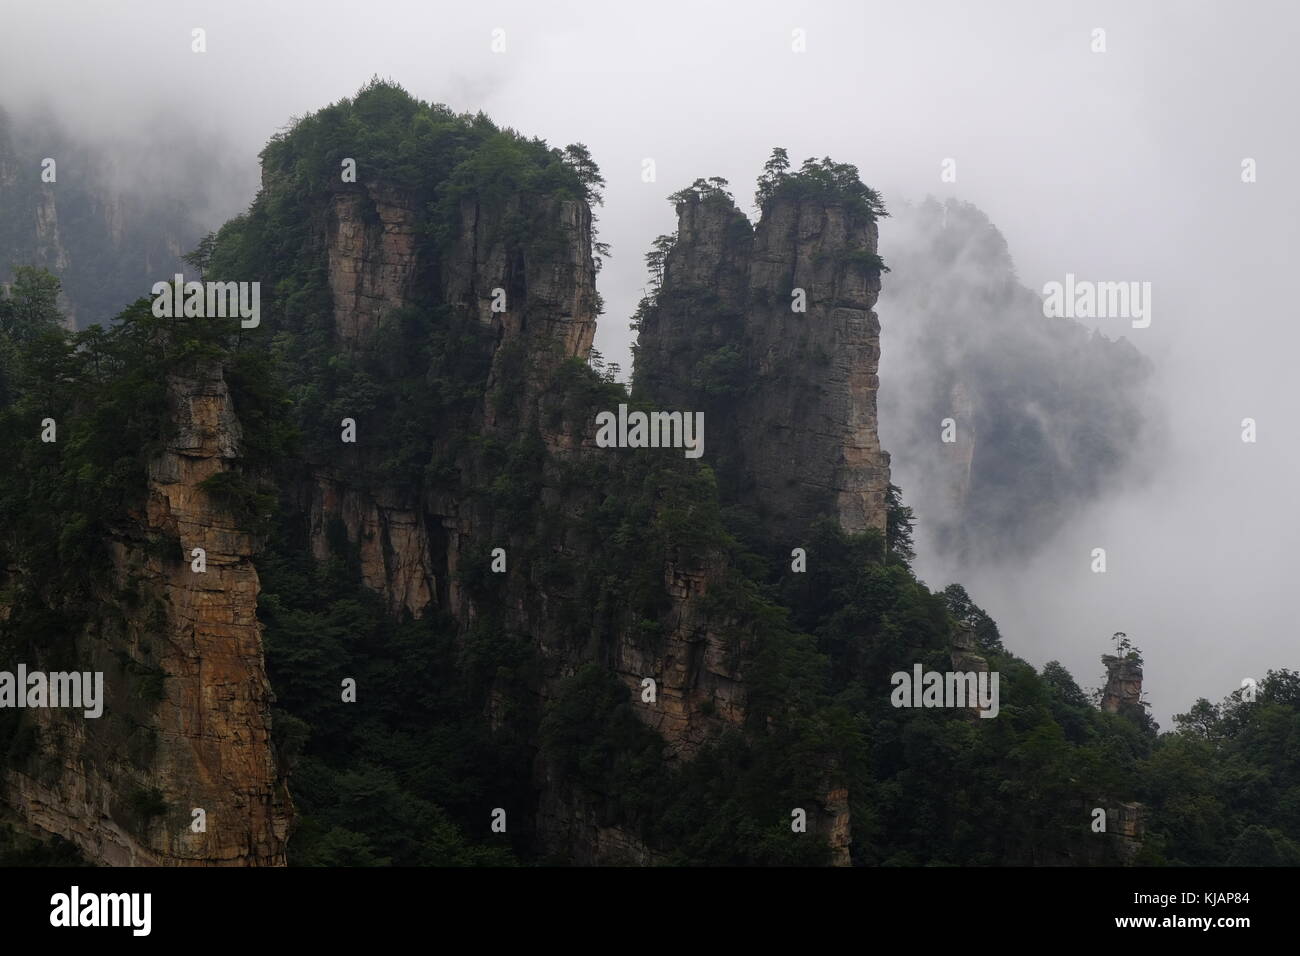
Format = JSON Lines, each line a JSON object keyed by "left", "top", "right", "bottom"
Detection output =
{"left": 885, "top": 483, "right": 916, "bottom": 563}
{"left": 942, "top": 583, "right": 1003, "bottom": 652}
{"left": 1173, "top": 698, "right": 1221, "bottom": 740}
{"left": 0, "top": 266, "right": 64, "bottom": 340}
{"left": 560, "top": 143, "right": 604, "bottom": 205}
{"left": 181, "top": 232, "right": 218, "bottom": 278}
{"left": 644, "top": 233, "right": 676, "bottom": 291}
{"left": 667, "top": 177, "right": 733, "bottom": 205}
{"left": 754, "top": 146, "right": 791, "bottom": 207}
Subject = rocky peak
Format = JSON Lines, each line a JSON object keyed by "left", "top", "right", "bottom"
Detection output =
{"left": 661, "top": 194, "right": 752, "bottom": 299}
{"left": 1101, "top": 654, "right": 1144, "bottom": 717}
{"left": 439, "top": 193, "right": 597, "bottom": 428}
{"left": 635, "top": 190, "right": 891, "bottom": 544}
{"left": 2, "top": 367, "right": 291, "bottom": 865}
{"left": 305, "top": 170, "right": 600, "bottom": 622}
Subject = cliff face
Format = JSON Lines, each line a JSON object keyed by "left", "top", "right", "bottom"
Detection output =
{"left": 304, "top": 184, "right": 599, "bottom": 618}
{"left": 296, "top": 177, "right": 753, "bottom": 858}
{"left": 2, "top": 89, "right": 892, "bottom": 865}
{"left": 139, "top": 370, "right": 292, "bottom": 864}
{"left": 186, "top": 168, "right": 883, "bottom": 863}
{"left": 2, "top": 369, "right": 291, "bottom": 865}
{"left": 326, "top": 182, "right": 422, "bottom": 351}
{"left": 634, "top": 193, "right": 891, "bottom": 543}
{"left": 0, "top": 86, "right": 1221, "bottom": 870}
{"left": 1102, "top": 655, "right": 1144, "bottom": 717}
{"left": 606, "top": 188, "right": 893, "bottom": 866}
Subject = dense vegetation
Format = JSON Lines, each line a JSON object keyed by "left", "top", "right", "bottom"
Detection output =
{"left": 754, "top": 147, "right": 889, "bottom": 223}
{"left": 1, "top": 83, "right": 1295, "bottom": 866}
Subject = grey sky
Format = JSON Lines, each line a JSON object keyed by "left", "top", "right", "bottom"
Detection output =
{"left": 3, "top": 0, "right": 1297, "bottom": 724}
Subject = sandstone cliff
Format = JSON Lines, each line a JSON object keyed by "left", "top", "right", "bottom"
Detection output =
{"left": 292, "top": 174, "right": 752, "bottom": 858}
{"left": 1, "top": 368, "right": 291, "bottom": 865}
{"left": 0, "top": 86, "right": 1219, "bottom": 870}
{"left": 1101, "top": 654, "right": 1144, "bottom": 718}
{"left": 634, "top": 190, "right": 891, "bottom": 544}
{"left": 2, "top": 92, "right": 894, "bottom": 866}
{"left": 246, "top": 161, "right": 891, "bottom": 863}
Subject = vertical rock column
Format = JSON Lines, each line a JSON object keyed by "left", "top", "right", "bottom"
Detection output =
{"left": 2, "top": 368, "right": 292, "bottom": 865}
{"left": 635, "top": 193, "right": 891, "bottom": 543}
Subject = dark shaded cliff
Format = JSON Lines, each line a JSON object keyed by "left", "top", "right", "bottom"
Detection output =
{"left": 194, "top": 83, "right": 821, "bottom": 863}
{"left": 633, "top": 178, "right": 890, "bottom": 545}
{"left": 0, "top": 309, "right": 291, "bottom": 864}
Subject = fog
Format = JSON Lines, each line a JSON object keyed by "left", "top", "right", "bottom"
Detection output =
{"left": 2, "top": 0, "right": 1296, "bottom": 724}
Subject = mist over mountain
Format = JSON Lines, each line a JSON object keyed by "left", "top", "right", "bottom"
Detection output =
{"left": 878, "top": 196, "right": 1158, "bottom": 567}
{"left": 0, "top": 104, "right": 253, "bottom": 328}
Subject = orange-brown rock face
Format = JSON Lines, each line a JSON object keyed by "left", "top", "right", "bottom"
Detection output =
{"left": 1102, "top": 656, "right": 1144, "bottom": 717}
{"left": 816, "top": 785, "right": 853, "bottom": 867}
{"left": 326, "top": 183, "right": 421, "bottom": 351}
{"left": 2, "top": 369, "right": 292, "bottom": 865}
{"left": 307, "top": 476, "right": 437, "bottom": 618}
{"left": 1108, "top": 801, "right": 1146, "bottom": 863}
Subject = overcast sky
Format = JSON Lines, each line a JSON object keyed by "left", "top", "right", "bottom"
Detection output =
{"left": 3, "top": 0, "right": 1297, "bottom": 725}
